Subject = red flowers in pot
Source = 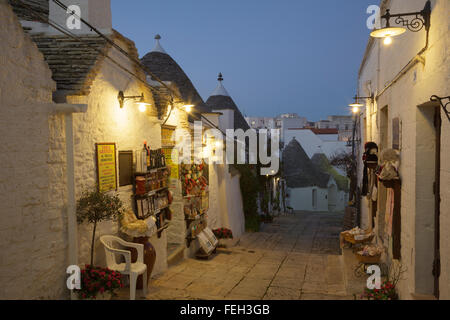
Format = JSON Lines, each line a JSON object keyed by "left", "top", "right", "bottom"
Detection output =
{"left": 75, "top": 265, "right": 124, "bottom": 300}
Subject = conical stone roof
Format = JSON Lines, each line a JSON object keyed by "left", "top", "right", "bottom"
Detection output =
{"left": 141, "top": 35, "right": 211, "bottom": 113}
{"left": 283, "top": 138, "right": 329, "bottom": 188}
{"left": 206, "top": 73, "right": 249, "bottom": 130}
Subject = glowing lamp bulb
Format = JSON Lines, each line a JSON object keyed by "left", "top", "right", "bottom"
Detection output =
{"left": 384, "top": 36, "right": 393, "bottom": 45}
{"left": 138, "top": 103, "right": 147, "bottom": 113}
{"left": 183, "top": 105, "right": 194, "bottom": 113}
{"left": 352, "top": 106, "right": 360, "bottom": 114}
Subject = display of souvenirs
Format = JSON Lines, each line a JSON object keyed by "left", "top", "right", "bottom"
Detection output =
{"left": 136, "top": 142, "right": 168, "bottom": 174}
{"left": 190, "top": 219, "right": 207, "bottom": 239}
{"left": 120, "top": 210, "right": 157, "bottom": 238}
{"left": 184, "top": 196, "right": 202, "bottom": 219}
{"left": 342, "top": 227, "right": 374, "bottom": 244}
{"left": 357, "top": 244, "right": 384, "bottom": 257}
{"left": 154, "top": 192, "right": 169, "bottom": 211}
{"left": 181, "top": 162, "right": 208, "bottom": 196}
{"left": 362, "top": 142, "right": 379, "bottom": 196}
{"left": 376, "top": 148, "right": 400, "bottom": 185}
{"left": 203, "top": 227, "right": 219, "bottom": 247}
{"left": 197, "top": 231, "right": 215, "bottom": 255}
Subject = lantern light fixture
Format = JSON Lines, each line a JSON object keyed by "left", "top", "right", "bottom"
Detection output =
{"left": 135, "top": 96, "right": 151, "bottom": 113}
{"left": 370, "top": 0, "right": 431, "bottom": 46}
{"left": 182, "top": 104, "right": 194, "bottom": 113}
{"left": 349, "top": 95, "right": 374, "bottom": 114}
{"left": 118, "top": 91, "right": 151, "bottom": 111}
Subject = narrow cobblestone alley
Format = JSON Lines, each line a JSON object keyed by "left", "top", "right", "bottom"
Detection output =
{"left": 132, "top": 212, "right": 362, "bottom": 300}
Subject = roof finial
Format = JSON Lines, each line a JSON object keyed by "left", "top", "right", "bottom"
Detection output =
{"left": 151, "top": 34, "right": 167, "bottom": 54}
{"left": 210, "top": 72, "right": 230, "bottom": 97}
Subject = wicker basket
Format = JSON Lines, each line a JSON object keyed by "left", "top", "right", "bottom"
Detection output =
{"left": 356, "top": 253, "right": 381, "bottom": 264}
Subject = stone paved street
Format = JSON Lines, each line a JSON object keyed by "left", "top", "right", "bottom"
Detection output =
{"left": 117, "top": 211, "right": 365, "bottom": 300}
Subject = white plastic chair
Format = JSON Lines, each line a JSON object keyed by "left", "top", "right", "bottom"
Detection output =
{"left": 100, "top": 235, "right": 147, "bottom": 300}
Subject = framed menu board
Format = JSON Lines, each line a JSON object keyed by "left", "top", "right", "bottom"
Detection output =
{"left": 95, "top": 143, "right": 118, "bottom": 192}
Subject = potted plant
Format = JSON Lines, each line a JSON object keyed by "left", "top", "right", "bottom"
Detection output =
{"left": 359, "top": 263, "right": 405, "bottom": 300}
{"left": 77, "top": 188, "right": 124, "bottom": 266}
{"left": 75, "top": 264, "right": 124, "bottom": 300}
{"left": 213, "top": 228, "right": 234, "bottom": 247}
{"left": 361, "top": 280, "right": 398, "bottom": 300}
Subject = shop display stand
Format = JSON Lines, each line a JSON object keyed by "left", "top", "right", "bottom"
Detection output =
{"left": 184, "top": 193, "right": 209, "bottom": 248}
{"left": 133, "top": 166, "right": 170, "bottom": 236}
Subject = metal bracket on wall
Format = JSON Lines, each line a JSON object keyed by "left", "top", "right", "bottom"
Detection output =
{"left": 431, "top": 95, "right": 450, "bottom": 121}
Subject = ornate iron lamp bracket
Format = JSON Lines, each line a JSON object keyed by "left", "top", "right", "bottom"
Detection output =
{"left": 381, "top": 0, "right": 431, "bottom": 32}
{"left": 431, "top": 95, "right": 450, "bottom": 121}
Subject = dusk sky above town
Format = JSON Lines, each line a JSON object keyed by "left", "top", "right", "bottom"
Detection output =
{"left": 111, "top": 0, "right": 376, "bottom": 121}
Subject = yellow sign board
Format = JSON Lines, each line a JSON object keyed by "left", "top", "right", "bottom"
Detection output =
{"left": 163, "top": 148, "right": 179, "bottom": 180}
{"left": 96, "top": 143, "right": 117, "bottom": 192}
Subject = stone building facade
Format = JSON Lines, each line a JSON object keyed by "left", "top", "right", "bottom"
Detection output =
{"left": 0, "top": 0, "right": 62, "bottom": 299}
{"left": 356, "top": 0, "right": 449, "bottom": 299}
{"left": 1, "top": 0, "right": 249, "bottom": 299}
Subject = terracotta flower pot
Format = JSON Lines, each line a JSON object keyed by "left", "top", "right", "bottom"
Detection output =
{"left": 131, "top": 237, "right": 156, "bottom": 290}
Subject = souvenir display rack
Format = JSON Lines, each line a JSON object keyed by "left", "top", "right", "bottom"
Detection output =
{"left": 184, "top": 192, "right": 209, "bottom": 248}
{"left": 133, "top": 148, "right": 171, "bottom": 239}
{"left": 181, "top": 161, "right": 210, "bottom": 248}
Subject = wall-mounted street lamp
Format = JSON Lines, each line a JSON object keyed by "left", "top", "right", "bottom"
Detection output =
{"left": 117, "top": 91, "right": 151, "bottom": 112}
{"left": 182, "top": 105, "right": 194, "bottom": 113}
{"left": 370, "top": 0, "right": 431, "bottom": 46}
{"left": 431, "top": 95, "right": 450, "bottom": 121}
{"left": 349, "top": 95, "right": 374, "bottom": 114}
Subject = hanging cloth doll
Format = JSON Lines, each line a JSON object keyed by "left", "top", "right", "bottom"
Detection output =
{"left": 361, "top": 142, "right": 379, "bottom": 196}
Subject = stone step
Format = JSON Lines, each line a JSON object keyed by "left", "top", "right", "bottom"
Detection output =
{"left": 167, "top": 245, "right": 185, "bottom": 267}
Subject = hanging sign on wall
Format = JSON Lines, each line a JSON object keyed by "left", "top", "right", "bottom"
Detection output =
{"left": 162, "top": 148, "right": 179, "bottom": 188}
{"left": 95, "top": 143, "right": 118, "bottom": 192}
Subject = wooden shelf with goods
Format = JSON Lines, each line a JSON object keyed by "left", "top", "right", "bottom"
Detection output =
{"left": 132, "top": 148, "right": 171, "bottom": 239}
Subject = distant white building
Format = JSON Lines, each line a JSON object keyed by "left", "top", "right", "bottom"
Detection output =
{"left": 283, "top": 129, "right": 350, "bottom": 160}
{"left": 246, "top": 113, "right": 308, "bottom": 142}
{"left": 315, "top": 115, "right": 354, "bottom": 142}
{"left": 282, "top": 139, "right": 348, "bottom": 212}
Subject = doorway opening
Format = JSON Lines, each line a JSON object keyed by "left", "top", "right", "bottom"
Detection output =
{"left": 415, "top": 102, "right": 440, "bottom": 296}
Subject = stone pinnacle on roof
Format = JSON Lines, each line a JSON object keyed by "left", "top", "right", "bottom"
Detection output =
{"left": 151, "top": 34, "right": 167, "bottom": 54}
{"left": 211, "top": 72, "right": 230, "bottom": 97}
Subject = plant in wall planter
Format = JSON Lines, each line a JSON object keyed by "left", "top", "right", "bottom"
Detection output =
{"left": 76, "top": 187, "right": 124, "bottom": 266}
{"left": 75, "top": 265, "right": 124, "bottom": 300}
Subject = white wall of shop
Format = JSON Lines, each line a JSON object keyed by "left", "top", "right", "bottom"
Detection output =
{"left": 0, "top": 1, "right": 64, "bottom": 299}
{"left": 357, "top": 0, "right": 449, "bottom": 299}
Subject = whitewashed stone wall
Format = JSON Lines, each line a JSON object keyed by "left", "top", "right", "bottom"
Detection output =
{"left": 357, "top": 0, "right": 449, "bottom": 299}
{"left": 0, "top": 0, "right": 67, "bottom": 299}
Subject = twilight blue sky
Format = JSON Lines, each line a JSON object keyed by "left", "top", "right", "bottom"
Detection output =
{"left": 111, "top": 0, "right": 376, "bottom": 121}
